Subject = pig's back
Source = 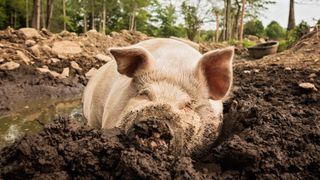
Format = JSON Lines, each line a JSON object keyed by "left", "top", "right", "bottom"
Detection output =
{"left": 136, "top": 38, "right": 202, "bottom": 72}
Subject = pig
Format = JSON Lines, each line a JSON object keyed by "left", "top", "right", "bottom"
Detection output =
{"left": 83, "top": 38, "right": 234, "bottom": 154}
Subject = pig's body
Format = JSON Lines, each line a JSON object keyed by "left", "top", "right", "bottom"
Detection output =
{"left": 83, "top": 38, "right": 233, "bottom": 153}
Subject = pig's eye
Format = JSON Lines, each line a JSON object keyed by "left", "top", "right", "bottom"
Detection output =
{"left": 137, "top": 90, "right": 152, "bottom": 100}
{"left": 180, "top": 99, "right": 196, "bottom": 110}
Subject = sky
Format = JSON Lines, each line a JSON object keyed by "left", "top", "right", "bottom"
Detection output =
{"left": 260, "top": 0, "right": 320, "bottom": 28}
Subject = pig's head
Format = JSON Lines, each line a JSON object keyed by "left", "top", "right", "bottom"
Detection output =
{"left": 109, "top": 46, "right": 233, "bottom": 154}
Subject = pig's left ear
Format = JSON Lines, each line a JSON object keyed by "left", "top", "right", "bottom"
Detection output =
{"left": 195, "top": 47, "right": 234, "bottom": 100}
{"left": 109, "top": 46, "right": 155, "bottom": 77}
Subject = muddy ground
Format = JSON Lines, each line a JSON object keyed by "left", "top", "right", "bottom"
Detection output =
{"left": 0, "top": 28, "right": 319, "bottom": 179}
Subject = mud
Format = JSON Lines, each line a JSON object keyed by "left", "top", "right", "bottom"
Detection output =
{"left": 1, "top": 63, "right": 319, "bottom": 179}
{"left": 0, "top": 28, "right": 149, "bottom": 116}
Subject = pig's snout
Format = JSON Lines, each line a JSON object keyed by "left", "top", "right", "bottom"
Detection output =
{"left": 127, "top": 119, "right": 174, "bottom": 152}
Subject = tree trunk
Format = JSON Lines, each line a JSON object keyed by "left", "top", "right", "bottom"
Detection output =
{"left": 46, "top": 0, "right": 54, "bottom": 30}
{"left": 41, "top": 0, "right": 46, "bottom": 28}
{"left": 239, "top": 0, "right": 246, "bottom": 42}
{"left": 215, "top": 11, "right": 220, "bottom": 42}
{"left": 32, "top": 0, "right": 41, "bottom": 30}
{"left": 63, "top": 0, "right": 66, "bottom": 31}
{"left": 102, "top": 0, "right": 106, "bottom": 34}
{"left": 26, "top": 0, "right": 29, "bottom": 27}
{"left": 222, "top": 0, "right": 226, "bottom": 41}
{"left": 233, "top": 0, "right": 241, "bottom": 39}
{"left": 225, "top": 0, "right": 231, "bottom": 41}
{"left": 84, "top": 13, "right": 87, "bottom": 32}
{"left": 287, "top": 0, "right": 295, "bottom": 30}
{"left": 91, "top": 0, "right": 95, "bottom": 30}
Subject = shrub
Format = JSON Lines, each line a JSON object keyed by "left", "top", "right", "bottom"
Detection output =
{"left": 244, "top": 19, "right": 265, "bottom": 37}
{"left": 265, "top": 21, "right": 286, "bottom": 40}
{"left": 242, "top": 39, "right": 256, "bottom": 48}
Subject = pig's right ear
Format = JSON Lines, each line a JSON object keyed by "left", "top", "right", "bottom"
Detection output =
{"left": 109, "top": 47, "right": 155, "bottom": 77}
{"left": 195, "top": 47, "right": 234, "bottom": 100}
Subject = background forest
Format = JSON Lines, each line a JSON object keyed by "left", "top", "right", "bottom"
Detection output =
{"left": 0, "top": 0, "right": 319, "bottom": 48}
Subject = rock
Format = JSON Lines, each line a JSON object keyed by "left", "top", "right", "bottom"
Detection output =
{"left": 41, "top": 28, "right": 52, "bottom": 36}
{"left": 308, "top": 73, "right": 317, "bottom": 78}
{"left": 247, "top": 35, "right": 259, "bottom": 42}
{"left": 41, "top": 45, "right": 52, "bottom": 53}
{"left": 95, "top": 54, "right": 112, "bottom": 62}
{"left": 244, "top": 70, "right": 251, "bottom": 74}
{"left": 18, "top": 28, "right": 41, "bottom": 39}
{"left": 51, "top": 58, "right": 60, "bottom": 63}
{"left": 25, "top": 40, "right": 36, "bottom": 47}
{"left": 284, "top": 67, "right": 292, "bottom": 71}
{"left": 61, "top": 68, "right": 69, "bottom": 77}
{"left": 253, "top": 69, "right": 260, "bottom": 73}
{"left": 0, "top": 58, "right": 4, "bottom": 63}
{"left": 85, "top": 68, "right": 97, "bottom": 78}
{"left": 0, "top": 43, "right": 4, "bottom": 47}
{"left": 52, "top": 41, "right": 82, "bottom": 55}
{"left": 70, "top": 61, "right": 82, "bottom": 70}
{"left": 258, "top": 38, "right": 266, "bottom": 44}
{"left": 36, "top": 67, "right": 66, "bottom": 79}
{"left": 299, "top": 82, "right": 317, "bottom": 91}
{"left": 16, "top": 50, "right": 31, "bottom": 65}
{"left": 276, "top": 57, "right": 281, "bottom": 61}
{"left": 30, "top": 45, "right": 41, "bottom": 57}
{"left": 0, "top": 61, "right": 20, "bottom": 70}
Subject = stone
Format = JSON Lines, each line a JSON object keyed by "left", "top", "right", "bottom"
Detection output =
{"left": 41, "top": 45, "right": 52, "bottom": 53}
{"left": 308, "top": 73, "right": 317, "bottom": 78}
{"left": 52, "top": 41, "right": 82, "bottom": 55}
{"left": 25, "top": 40, "right": 36, "bottom": 47}
{"left": 0, "top": 58, "right": 4, "bottom": 63}
{"left": 61, "top": 68, "right": 69, "bottom": 77}
{"left": 253, "top": 69, "right": 260, "bottom": 73}
{"left": 95, "top": 54, "right": 112, "bottom": 62}
{"left": 70, "top": 61, "right": 82, "bottom": 70}
{"left": 36, "top": 67, "right": 66, "bottom": 79}
{"left": 284, "top": 67, "right": 292, "bottom": 71}
{"left": 299, "top": 83, "right": 317, "bottom": 91}
{"left": 0, "top": 61, "right": 20, "bottom": 70}
{"left": 85, "top": 68, "right": 97, "bottom": 78}
{"left": 16, "top": 50, "right": 31, "bottom": 65}
{"left": 51, "top": 58, "right": 60, "bottom": 63}
{"left": 30, "top": 45, "right": 41, "bottom": 57}
{"left": 244, "top": 70, "right": 251, "bottom": 74}
{"left": 18, "top": 28, "right": 41, "bottom": 39}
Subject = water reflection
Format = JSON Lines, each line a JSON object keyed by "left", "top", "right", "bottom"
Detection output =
{"left": 0, "top": 98, "right": 83, "bottom": 148}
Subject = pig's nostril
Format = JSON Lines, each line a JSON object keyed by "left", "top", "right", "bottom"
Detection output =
{"left": 127, "top": 119, "right": 173, "bottom": 152}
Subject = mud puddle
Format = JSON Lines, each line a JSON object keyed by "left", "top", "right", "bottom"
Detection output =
{"left": 0, "top": 98, "right": 83, "bottom": 148}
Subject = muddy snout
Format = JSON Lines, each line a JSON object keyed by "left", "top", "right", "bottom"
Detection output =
{"left": 124, "top": 104, "right": 183, "bottom": 153}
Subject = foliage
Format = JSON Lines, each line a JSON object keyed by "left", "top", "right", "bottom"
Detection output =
{"left": 181, "top": 1, "right": 202, "bottom": 41}
{"left": 242, "top": 38, "right": 256, "bottom": 48}
{"left": 265, "top": 21, "right": 286, "bottom": 40}
{"left": 278, "top": 40, "right": 289, "bottom": 52}
{"left": 243, "top": 19, "right": 264, "bottom": 37}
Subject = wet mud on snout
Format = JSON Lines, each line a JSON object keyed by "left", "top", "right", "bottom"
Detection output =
{"left": 0, "top": 64, "right": 319, "bottom": 179}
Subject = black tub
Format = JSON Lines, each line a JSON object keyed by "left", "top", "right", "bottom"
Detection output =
{"left": 248, "top": 41, "right": 279, "bottom": 59}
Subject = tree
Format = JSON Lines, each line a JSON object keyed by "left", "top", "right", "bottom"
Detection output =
{"left": 155, "top": 4, "right": 180, "bottom": 37}
{"left": 243, "top": 19, "right": 264, "bottom": 37}
{"left": 32, "top": 0, "right": 41, "bottom": 30}
{"left": 287, "top": 0, "right": 295, "bottom": 30}
{"left": 265, "top": 21, "right": 285, "bottom": 40}
{"left": 181, "top": 1, "right": 202, "bottom": 41}
{"left": 46, "top": 0, "right": 54, "bottom": 29}
{"left": 239, "top": 0, "right": 246, "bottom": 41}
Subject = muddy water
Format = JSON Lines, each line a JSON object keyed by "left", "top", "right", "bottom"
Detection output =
{"left": 0, "top": 98, "right": 84, "bottom": 148}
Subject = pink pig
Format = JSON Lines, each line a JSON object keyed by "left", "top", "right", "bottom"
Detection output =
{"left": 83, "top": 38, "right": 234, "bottom": 153}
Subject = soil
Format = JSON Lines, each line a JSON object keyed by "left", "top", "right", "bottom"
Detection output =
{"left": 0, "top": 28, "right": 319, "bottom": 179}
{"left": 0, "top": 28, "right": 149, "bottom": 116}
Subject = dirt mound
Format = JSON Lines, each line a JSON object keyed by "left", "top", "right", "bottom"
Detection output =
{"left": 1, "top": 64, "right": 319, "bottom": 179}
{"left": 237, "top": 28, "right": 320, "bottom": 70}
{"left": 0, "top": 28, "right": 149, "bottom": 116}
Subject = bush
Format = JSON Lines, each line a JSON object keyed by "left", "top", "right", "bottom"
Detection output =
{"left": 287, "top": 21, "right": 310, "bottom": 45}
{"left": 265, "top": 21, "right": 286, "bottom": 40}
{"left": 244, "top": 19, "right": 265, "bottom": 37}
{"left": 278, "top": 40, "right": 289, "bottom": 52}
{"left": 242, "top": 39, "right": 256, "bottom": 48}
